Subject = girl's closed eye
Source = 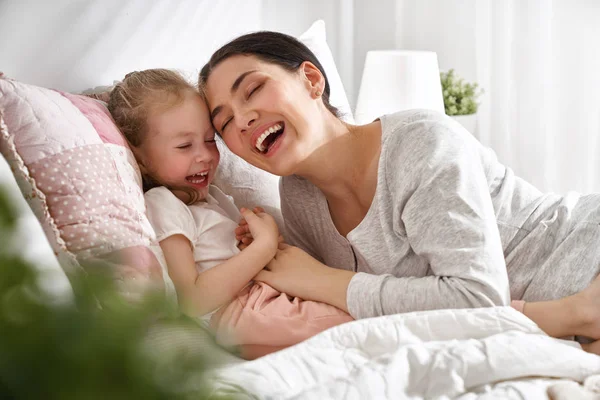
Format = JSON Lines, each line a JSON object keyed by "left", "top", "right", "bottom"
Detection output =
{"left": 176, "top": 143, "right": 192, "bottom": 150}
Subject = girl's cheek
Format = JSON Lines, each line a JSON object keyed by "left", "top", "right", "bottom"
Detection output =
{"left": 214, "top": 150, "right": 221, "bottom": 166}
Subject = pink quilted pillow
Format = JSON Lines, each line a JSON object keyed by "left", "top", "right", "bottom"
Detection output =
{"left": 0, "top": 76, "right": 166, "bottom": 296}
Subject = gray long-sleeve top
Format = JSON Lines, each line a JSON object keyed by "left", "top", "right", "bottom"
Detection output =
{"left": 280, "top": 109, "right": 566, "bottom": 320}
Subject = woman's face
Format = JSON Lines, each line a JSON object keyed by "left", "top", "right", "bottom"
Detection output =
{"left": 203, "top": 55, "right": 324, "bottom": 176}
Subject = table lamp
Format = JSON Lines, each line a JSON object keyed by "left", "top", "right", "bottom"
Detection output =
{"left": 354, "top": 50, "right": 445, "bottom": 124}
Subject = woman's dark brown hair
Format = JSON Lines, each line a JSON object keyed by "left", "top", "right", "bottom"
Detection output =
{"left": 198, "top": 31, "right": 341, "bottom": 118}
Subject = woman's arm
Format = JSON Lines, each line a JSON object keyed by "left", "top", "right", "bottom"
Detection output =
{"left": 254, "top": 243, "right": 354, "bottom": 311}
{"left": 161, "top": 208, "right": 279, "bottom": 317}
{"left": 257, "top": 113, "right": 510, "bottom": 318}
{"left": 363, "top": 117, "right": 510, "bottom": 314}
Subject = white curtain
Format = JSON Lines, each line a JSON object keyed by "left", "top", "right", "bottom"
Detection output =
{"left": 392, "top": 0, "right": 600, "bottom": 194}
{"left": 2, "top": 0, "right": 598, "bottom": 195}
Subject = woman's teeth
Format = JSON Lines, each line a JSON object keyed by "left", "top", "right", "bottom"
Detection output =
{"left": 256, "top": 123, "right": 282, "bottom": 152}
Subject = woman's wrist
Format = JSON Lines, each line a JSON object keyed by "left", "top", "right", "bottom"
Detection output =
{"left": 311, "top": 266, "right": 355, "bottom": 312}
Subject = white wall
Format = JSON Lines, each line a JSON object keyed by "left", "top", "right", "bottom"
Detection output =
{"left": 0, "top": 0, "right": 263, "bottom": 92}
{"left": 261, "top": 0, "right": 356, "bottom": 106}
{"left": 0, "top": 0, "right": 364, "bottom": 104}
{"left": 394, "top": 0, "right": 478, "bottom": 81}
{"left": 351, "top": 0, "right": 397, "bottom": 108}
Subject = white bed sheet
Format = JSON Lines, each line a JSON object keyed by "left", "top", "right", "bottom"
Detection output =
{"left": 207, "top": 307, "right": 600, "bottom": 399}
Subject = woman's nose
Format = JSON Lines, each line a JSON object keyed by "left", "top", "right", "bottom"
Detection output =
{"left": 237, "top": 110, "right": 258, "bottom": 133}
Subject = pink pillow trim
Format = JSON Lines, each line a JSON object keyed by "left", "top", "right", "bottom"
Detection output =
{"left": 57, "top": 91, "right": 130, "bottom": 148}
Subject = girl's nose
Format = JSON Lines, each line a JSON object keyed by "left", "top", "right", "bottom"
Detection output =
{"left": 195, "top": 152, "right": 210, "bottom": 163}
{"left": 194, "top": 147, "right": 212, "bottom": 164}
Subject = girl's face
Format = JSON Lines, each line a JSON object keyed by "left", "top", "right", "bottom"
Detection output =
{"left": 138, "top": 91, "right": 219, "bottom": 201}
{"left": 204, "top": 55, "right": 325, "bottom": 176}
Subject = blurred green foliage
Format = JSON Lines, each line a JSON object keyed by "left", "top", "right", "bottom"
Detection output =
{"left": 0, "top": 184, "right": 231, "bottom": 399}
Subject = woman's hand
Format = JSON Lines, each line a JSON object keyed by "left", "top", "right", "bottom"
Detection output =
{"left": 253, "top": 243, "right": 353, "bottom": 311}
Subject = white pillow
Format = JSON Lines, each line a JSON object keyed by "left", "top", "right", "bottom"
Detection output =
{"left": 213, "top": 20, "right": 354, "bottom": 231}
{"left": 298, "top": 20, "right": 354, "bottom": 124}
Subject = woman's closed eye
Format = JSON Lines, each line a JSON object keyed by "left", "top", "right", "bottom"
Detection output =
{"left": 246, "top": 83, "right": 263, "bottom": 100}
{"left": 218, "top": 82, "right": 263, "bottom": 133}
{"left": 221, "top": 117, "right": 232, "bottom": 133}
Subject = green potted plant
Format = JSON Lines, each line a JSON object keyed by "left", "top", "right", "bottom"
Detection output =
{"left": 440, "top": 69, "right": 483, "bottom": 136}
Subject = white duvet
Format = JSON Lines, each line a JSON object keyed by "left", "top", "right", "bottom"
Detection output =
{"left": 208, "top": 307, "right": 600, "bottom": 399}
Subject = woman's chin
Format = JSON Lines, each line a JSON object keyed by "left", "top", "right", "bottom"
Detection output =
{"left": 265, "top": 161, "right": 297, "bottom": 177}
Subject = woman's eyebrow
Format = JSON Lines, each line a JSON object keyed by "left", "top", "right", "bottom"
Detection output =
{"left": 210, "top": 70, "right": 257, "bottom": 122}
{"left": 231, "top": 70, "right": 257, "bottom": 93}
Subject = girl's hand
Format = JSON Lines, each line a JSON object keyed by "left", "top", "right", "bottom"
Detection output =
{"left": 239, "top": 208, "right": 280, "bottom": 255}
{"left": 236, "top": 206, "right": 263, "bottom": 245}
{"left": 236, "top": 206, "right": 285, "bottom": 247}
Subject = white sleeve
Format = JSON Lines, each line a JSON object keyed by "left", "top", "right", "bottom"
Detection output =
{"left": 144, "top": 187, "right": 197, "bottom": 244}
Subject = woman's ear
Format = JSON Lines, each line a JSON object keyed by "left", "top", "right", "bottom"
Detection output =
{"left": 300, "top": 61, "right": 325, "bottom": 98}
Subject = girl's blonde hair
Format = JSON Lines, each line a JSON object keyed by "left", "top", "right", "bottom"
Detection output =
{"left": 108, "top": 69, "right": 203, "bottom": 204}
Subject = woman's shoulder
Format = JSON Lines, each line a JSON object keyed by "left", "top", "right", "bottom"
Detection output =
{"left": 377, "top": 109, "right": 485, "bottom": 189}
{"left": 381, "top": 108, "right": 449, "bottom": 130}
{"left": 380, "top": 109, "right": 459, "bottom": 141}
{"left": 380, "top": 109, "right": 479, "bottom": 158}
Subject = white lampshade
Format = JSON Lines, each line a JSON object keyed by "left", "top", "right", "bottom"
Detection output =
{"left": 354, "top": 50, "right": 445, "bottom": 124}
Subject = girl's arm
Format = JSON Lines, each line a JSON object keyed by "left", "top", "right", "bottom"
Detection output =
{"left": 161, "top": 208, "right": 279, "bottom": 317}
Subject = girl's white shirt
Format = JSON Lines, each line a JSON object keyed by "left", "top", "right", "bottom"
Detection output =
{"left": 145, "top": 185, "right": 242, "bottom": 275}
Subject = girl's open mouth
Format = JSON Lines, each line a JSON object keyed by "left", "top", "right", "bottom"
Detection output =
{"left": 186, "top": 171, "right": 209, "bottom": 187}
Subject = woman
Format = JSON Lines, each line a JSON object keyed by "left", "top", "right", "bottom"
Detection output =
{"left": 198, "top": 31, "right": 600, "bottom": 352}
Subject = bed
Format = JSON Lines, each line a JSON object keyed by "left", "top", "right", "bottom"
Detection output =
{"left": 208, "top": 307, "right": 600, "bottom": 399}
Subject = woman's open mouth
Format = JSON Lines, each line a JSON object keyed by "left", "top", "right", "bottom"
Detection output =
{"left": 254, "top": 122, "right": 285, "bottom": 155}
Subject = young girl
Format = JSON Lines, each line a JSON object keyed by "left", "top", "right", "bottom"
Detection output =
{"left": 107, "top": 69, "right": 352, "bottom": 359}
